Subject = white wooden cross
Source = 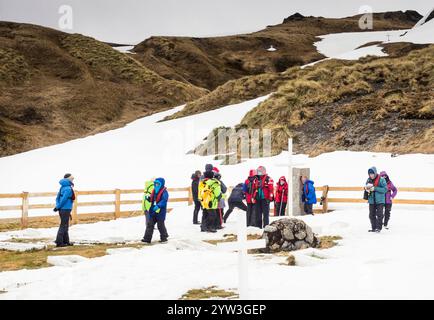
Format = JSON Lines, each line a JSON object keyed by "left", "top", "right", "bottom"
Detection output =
{"left": 287, "top": 138, "right": 293, "bottom": 216}
{"left": 217, "top": 210, "right": 266, "bottom": 300}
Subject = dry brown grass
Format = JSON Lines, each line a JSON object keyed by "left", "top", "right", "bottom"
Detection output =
{"left": 0, "top": 48, "right": 31, "bottom": 85}
{"left": 164, "top": 73, "right": 283, "bottom": 121}
{"left": 203, "top": 233, "right": 262, "bottom": 245}
{"left": 285, "top": 254, "right": 296, "bottom": 266}
{"left": 180, "top": 286, "right": 238, "bottom": 300}
{"left": 318, "top": 235, "right": 343, "bottom": 249}
{"left": 0, "top": 242, "right": 146, "bottom": 272}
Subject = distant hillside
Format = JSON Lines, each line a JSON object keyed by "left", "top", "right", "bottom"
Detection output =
{"left": 133, "top": 11, "right": 420, "bottom": 90}
{"left": 193, "top": 44, "right": 434, "bottom": 159}
{"left": 0, "top": 22, "right": 206, "bottom": 157}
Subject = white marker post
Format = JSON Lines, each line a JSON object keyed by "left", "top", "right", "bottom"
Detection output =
{"left": 217, "top": 211, "right": 266, "bottom": 300}
{"left": 287, "top": 138, "right": 293, "bottom": 217}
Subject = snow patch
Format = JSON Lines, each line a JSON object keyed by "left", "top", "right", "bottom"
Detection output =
{"left": 0, "top": 242, "right": 46, "bottom": 252}
{"left": 47, "top": 255, "right": 89, "bottom": 267}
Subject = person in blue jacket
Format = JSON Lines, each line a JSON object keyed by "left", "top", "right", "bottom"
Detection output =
{"left": 301, "top": 176, "right": 317, "bottom": 215}
{"left": 142, "top": 178, "right": 170, "bottom": 243}
{"left": 364, "top": 166, "right": 387, "bottom": 233}
{"left": 54, "top": 173, "right": 76, "bottom": 247}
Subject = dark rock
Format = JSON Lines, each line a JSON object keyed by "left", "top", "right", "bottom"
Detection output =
{"left": 283, "top": 13, "right": 305, "bottom": 23}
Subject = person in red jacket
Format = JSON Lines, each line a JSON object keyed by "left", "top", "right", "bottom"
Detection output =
{"left": 275, "top": 176, "right": 288, "bottom": 216}
{"left": 243, "top": 169, "right": 257, "bottom": 226}
{"left": 253, "top": 166, "right": 274, "bottom": 228}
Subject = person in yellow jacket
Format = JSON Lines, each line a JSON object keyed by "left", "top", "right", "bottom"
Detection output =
{"left": 198, "top": 169, "right": 222, "bottom": 233}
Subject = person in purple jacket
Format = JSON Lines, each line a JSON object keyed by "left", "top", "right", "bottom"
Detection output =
{"left": 380, "top": 171, "right": 398, "bottom": 229}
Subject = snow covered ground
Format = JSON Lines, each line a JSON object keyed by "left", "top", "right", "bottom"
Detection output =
{"left": 1, "top": 204, "right": 434, "bottom": 299}
{"left": 314, "top": 12, "right": 434, "bottom": 60}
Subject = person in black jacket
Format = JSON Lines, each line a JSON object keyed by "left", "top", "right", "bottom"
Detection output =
{"left": 223, "top": 183, "right": 247, "bottom": 223}
{"left": 191, "top": 170, "right": 201, "bottom": 224}
{"left": 213, "top": 168, "right": 226, "bottom": 230}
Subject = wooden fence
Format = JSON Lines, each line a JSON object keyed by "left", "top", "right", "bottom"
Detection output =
{"left": 0, "top": 188, "right": 193, "bottom": 228}
{"left": 0, "top": 186, "right": 433, "bottom": 228}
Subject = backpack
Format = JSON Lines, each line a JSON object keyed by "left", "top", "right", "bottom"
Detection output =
{"left": 142, "top": 181, "right": 154, "bottom": 212}
{"left": 199, "top": 179, "right": 220, "bottom": 209}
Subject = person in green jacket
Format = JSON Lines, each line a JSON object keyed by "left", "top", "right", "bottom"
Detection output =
{"left": 142, "top": 180, "right": 154, "bottom": 225}
{"left": 364, "top": 167, "right": 387, "bottom": 233}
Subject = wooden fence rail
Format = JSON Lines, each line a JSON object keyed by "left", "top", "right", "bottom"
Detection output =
{"left": 0, "top": 186, "right": 433, "bottom": 228}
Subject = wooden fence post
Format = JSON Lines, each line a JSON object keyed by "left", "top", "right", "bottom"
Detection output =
{"left": 21, "top": 192, "right": 29, "bottom": 229}
{"left": 71, "top": 192, "right": 78, "bottom": 225}
{"left": 322, "top": 185, "right": 329, "bottom": 213}
{"left": 115, "top": 189, "right": 121, "bottom": 219}
{"left": 187, "top": 187, "right": 193, "bottom": 206}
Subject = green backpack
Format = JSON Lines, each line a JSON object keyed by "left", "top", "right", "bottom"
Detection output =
{"left": 142, "top": 181, "right": 154, "bottom": 212}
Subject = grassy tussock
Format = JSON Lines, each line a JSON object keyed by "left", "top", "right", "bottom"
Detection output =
{"left": 0, "top": 48, "right": 30, "bottom": 85}
{"left": 61, "top": 34, "right": 161, "bottom": 84}
{"left": 237, "top": 45, "right": 434, "bottom": 155}
{"left": 203, "top": 233, "right": 262, "bottom": 245}
{"left": 180, "top": 286, "right": 238, "bottom": 300}
{"left": 318, "top": 235, "right": 343, "bottom": 249}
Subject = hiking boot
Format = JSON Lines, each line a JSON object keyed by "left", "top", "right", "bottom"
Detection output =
{"left": 207, "top": 229, "right": 217, "bottom": 233}
{"left": 375, "top": 229, "right": 381, "bottom": 233}
{"left": 159, "top": 239, "right": 168, "bottom": 243}
{"left": 56, "top": 243, "right": 67, "bottom": 248}
{"left": 368, "top": 229, "right": 376, "bottom": 232}
{"left": 141, "top": 239, "right": 151, "bottom": 244}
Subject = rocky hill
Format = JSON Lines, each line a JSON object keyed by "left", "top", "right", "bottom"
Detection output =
{"left": 192, "top": 44, "right": 433, "bottom": 159}
{"left": 132, "top": 11, "right": 420, "bottom": 90}
{"left": 0, "top": 22, "right": 206, "bottom": 157}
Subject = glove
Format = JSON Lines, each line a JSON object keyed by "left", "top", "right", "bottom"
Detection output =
{"left": 370, "top": 187, "right": 375, "bottom": 192}
{"left": 53, "top": 207, "right": 59, "bottom": 212}
{"left": 153, "top": 205, "right": 160, "bottom": 213}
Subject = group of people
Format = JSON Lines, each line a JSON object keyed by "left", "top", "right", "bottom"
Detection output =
{"left": 364, "top": 167, "right": 398, "bottom": 233}
{"left": 50, "top": 165, "right": 397, "bottom": 246}
{"left": 190, "top": 164, "right": 318, "bottom": 233}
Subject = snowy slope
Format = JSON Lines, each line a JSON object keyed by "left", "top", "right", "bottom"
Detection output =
{"left": 315, "top": 9, "right": 434, "bottom": 61}
{"left": 0, "top": 96, "right": 269, "bottom": 194}
{"left": 395, "top": 18, "right": 434, "bottom": 44}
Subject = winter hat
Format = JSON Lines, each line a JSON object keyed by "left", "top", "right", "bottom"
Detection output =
{"left": 204, "top": 171, "right": 214, "bottom": 179}
{"left": 257, "top": 166, "right": 266, "bottom": 176}
{"left": 249, "top": 169, "right": 257, "bottom": 177}
{"left": 205, "top": 164, "right": 214, "bottom": 172}
{"left": 212, "top": 167, "right": 220, "bottom": 173}
{"left": 368, "top": 167, "right": 377, "bottom": 175}
{"left": 64, "top": 173, "right": 72, "bottom": 179}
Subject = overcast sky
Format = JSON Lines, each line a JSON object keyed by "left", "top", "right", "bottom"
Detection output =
{"left": 0, "top": 0, "right": 432, "bottom": 44}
